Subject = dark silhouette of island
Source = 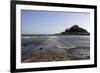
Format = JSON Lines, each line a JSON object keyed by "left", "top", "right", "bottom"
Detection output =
{"left": 60, "top": 25, "right": 90, "bottom": 35}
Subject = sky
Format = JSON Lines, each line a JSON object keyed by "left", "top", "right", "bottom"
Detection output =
{"left": 21, "top": 10, "right": 90, "bottom": 34}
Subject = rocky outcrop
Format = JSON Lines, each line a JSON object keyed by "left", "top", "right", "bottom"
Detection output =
{"left": 61, "top": 25, "right": 90, "bottom": 35}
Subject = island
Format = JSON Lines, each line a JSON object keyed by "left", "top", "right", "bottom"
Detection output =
{"left": 60, "top": 25, "right": 90, "bottom": 35}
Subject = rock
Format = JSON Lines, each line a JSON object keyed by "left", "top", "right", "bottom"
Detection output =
{"left": 68, "top": 47, "right": 90, "bottom": 59}
{"left": 40, "top": 48, "right": 43, "bottom": 50}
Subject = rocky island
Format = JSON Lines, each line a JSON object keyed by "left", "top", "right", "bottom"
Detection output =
{"left": 60, "top": 25, "right": 90, "bottom": 35}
